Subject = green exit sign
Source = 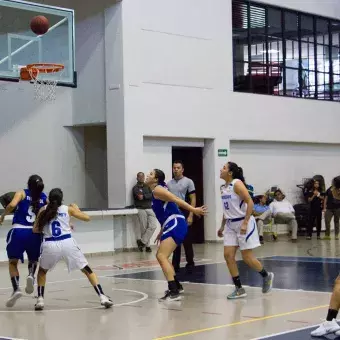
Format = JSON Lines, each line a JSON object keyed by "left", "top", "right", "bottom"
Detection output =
{"left": 218, "top": 149, "right": 228, "bottom": 157}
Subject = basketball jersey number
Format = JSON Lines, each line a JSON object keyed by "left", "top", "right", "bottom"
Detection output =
{"left": 51, "top": 221, "right": 62, "bottom": 237}
{"left": 224, "top": 201, "right": 229, "bottom": 210}
{"left": 26, "top": 206, "right": 36, "bottom": 223}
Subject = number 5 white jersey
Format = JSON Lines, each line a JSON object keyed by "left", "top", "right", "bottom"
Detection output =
{"left": 221, "top": 179, "right": 247, "bottom": 219}
{"left": 43, "top": 205, "right": 72, "bottom": 239}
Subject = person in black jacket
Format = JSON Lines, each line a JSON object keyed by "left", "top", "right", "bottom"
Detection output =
{"left": 323, "top": 176, "right": 340, "bottom": 240}
{"left": 305, "top": 180, "right": 325, "bottom": 240}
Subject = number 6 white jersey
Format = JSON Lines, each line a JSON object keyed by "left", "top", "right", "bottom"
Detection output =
{"left": 43, "top": 205, "right": 72, "bottom": 239}
{"left": 221, "top": 179, "right": 247, "bottom": 219}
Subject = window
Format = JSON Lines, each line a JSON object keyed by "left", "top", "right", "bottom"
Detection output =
{"left": 232, "top": 0, "right": 340, "bottom": 102}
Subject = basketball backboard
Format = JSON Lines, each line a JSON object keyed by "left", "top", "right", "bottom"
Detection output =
{"left": 0, "top": 0, "right": 75, "bottom": 87}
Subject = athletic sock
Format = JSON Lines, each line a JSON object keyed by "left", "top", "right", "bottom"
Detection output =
{"left": 232, "top": 276, "right": 242, "bottom": 289}
{"left": 28, "top": 262, "right": 38, "bottom": 277}
{"left": 11, "top": 276, "right": 19, "bottom": 292}
{"left": 174, "top": 276, "right": 181, "bottom": 288}
{"left": 168, "top": 280, "right": 178, "bottom": 293}
{"left": 326, "top": 309, "right": 338, "bottom": 321}
{"left": 38, "top": 286, "right": 45, "bottom": 298}
{"left": 259, "top": 269, "right": 269, "bottom": 278}
{"left": 94, "top": 284, "right": 104, "bottom": 296}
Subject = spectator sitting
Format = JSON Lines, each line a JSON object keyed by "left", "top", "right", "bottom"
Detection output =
{"left": 253, "top": 194, "right": 270, "bottom": 244}
{"left": 246, "top": 183, "right": 255, "bottom": 200}
{"left": 257, "top": 189, "right": 298, "bottom": 243}
{"left": 132, "top": 172, "right": 157, "bottom": 252}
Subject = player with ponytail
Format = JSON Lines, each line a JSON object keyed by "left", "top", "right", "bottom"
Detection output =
{"left": 33, "top": 188, "right": 113, "bottom": 310}
{"left": 0, "top": 174, "right": 47, "bottom": 308}
{"left": 145, "top": 169, "right": 207, "bottom": 301}
{"left": 218, "top": 162, "right": 274, "bottom": 299}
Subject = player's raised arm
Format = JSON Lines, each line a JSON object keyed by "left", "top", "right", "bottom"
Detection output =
{"left": 153, "top": 185, "right": 207, "bottom": 217}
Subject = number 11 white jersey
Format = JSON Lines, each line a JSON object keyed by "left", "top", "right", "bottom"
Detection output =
{"left": 221, "top": 179, "right": 247, "bottom": 219}
{"left": 43, "top": 205, "right": 72, "bottom": 239}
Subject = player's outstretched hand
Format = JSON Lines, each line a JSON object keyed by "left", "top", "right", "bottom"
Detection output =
{"left": 0, "top": 214, "right": 4, "bottom": 225}
{"left": 193, "top": 206, "right": 208, "bottom": 217}
{"left": 69, "top": 203, "right": 80, "bottom": 210}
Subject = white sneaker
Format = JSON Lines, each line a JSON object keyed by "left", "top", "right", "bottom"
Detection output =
{"left": 311, "top": 319, "right": 340, "bottom": 337}
{"left": 25, "top": 275, "right": 34, "bottom": 295}
{"left": 35, "top": 297, "right": 44, "bottom": 311}
{"left": 6, "top": 289, "right": 23, "bottom": 308}
{"left": 100, "top": 295, "right": 113, "bottom": 308}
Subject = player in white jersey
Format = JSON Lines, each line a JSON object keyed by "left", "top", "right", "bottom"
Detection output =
{"left": 33, "top": 188, "right": 113, "bottom": 311}
{"left": 218, "top": 162, "right": 274, "bottom": 299}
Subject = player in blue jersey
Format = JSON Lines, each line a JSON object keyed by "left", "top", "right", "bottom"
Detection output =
{"left": 145, "top": 169, "right": 207, "bottom": 301}
{"left": 0, "top": 175, "right": 47, "bottom": 307}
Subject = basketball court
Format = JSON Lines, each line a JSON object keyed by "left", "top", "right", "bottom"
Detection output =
{"left": 0, "top": 0, "right": 338, "bottom": 339}
{"left": 0, "top": 240, "right": 336, "bottom": 340}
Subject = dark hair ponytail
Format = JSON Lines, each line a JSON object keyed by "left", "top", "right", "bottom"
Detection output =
{"left": 227, "top": 162, "right": 246, "bottom": 184}
{"left": 333, "top": 176, "right": 340, "bottom": 189}
{"left": 28, "top": 174, "right": 44, "bottom": 215}
{"left": 36, "top": 188, "right": 63, "bottom": 233}
{"left": 154, "top": 169, "right": 166, "bottom": 187}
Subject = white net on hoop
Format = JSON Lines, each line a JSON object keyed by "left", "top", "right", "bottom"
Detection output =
{"left": 28, "top": 66, "right": 64, "bottom": 102}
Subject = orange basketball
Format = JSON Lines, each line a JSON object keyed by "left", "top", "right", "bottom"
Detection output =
{"left": 30, "top": 15, "right": 49, "bottom": 35}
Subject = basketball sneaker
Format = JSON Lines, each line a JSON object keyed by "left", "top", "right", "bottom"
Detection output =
{"left": 6, "top": 289, "right": 23, "bottom": 308}
{"left": 35, "top": 297, "right": 44, "bottom": 311}
{"left": 227, "top": 287, "right": 247, "bottom": 299}
{"left": 100, "top": 295, "right": 113, "bottom": 308}
{"left": 262, "top": 272, "right": 274, "bottom": 294}
{"left": 311, "top": 319, "right": 340, "bottom": 336}
{"left": 159, "top": 290, "right": 182, "bottom": 302}
{"left": 25, "top": 275, "right": 35, "bottom": 295}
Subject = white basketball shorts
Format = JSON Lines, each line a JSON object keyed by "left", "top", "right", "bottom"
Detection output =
{"left": 223, "top": 216, "right": 260, "bottom": 250}
{"left": 40, "top": 237, "right": 88, "bottom": 272}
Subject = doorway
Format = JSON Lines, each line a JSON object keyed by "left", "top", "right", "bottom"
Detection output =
{"left": 172, "top": 147, "right": 204, "bottom": 243}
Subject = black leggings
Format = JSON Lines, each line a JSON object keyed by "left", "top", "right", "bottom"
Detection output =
{"left": 308, "top": 211, "right": 322, "bottom": 237}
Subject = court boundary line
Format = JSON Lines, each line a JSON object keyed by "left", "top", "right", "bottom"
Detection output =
{"left": 152, "top": 305, "right": 328, "bottom": 339}
{"left": 113, "top": 277, "right": 331, "bottom": 295}
{"left": 0, "top": 277, "right": 148, "bottom": 313}
{"left": 248, "top": 324, "right": 318, "bottom": 339}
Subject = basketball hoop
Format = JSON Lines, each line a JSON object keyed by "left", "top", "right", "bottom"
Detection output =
{"left": 20, "top": 63, "right": 65, "bottom": 102}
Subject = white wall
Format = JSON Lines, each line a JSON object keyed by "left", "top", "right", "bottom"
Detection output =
{"left": 230, "top": 141, "right": 340, "bottom": 203}
{"left": 0, "top": 0, "right": 118, "bottom": 205}
{"left": 0, "top": 83, "right": 86, "bottom": 205}
{"left": 119, "top": 0, "right": 340, "bottom": 241}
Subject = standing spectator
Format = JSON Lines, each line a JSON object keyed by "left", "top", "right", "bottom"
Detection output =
{"left": 253, "top": 194, "right": 270, "bottom": 244}
{"left": 323, "top": 176, "right": 340, "bottom": 240}
{"left": 167, "top": 161, "right": 196, "bottom": 273}
{"left": 133, "top": 172, "right": 157, "bottom": 252}
{"left": 305, "top": 180, "right": 325, "bottom": 240}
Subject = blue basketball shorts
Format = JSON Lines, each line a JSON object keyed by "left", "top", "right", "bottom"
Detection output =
{"left": 6, "top": 226, "right": 42, "bottom": 263}
{"left": 161, "top": 215, "right": 188, "bottom": 246}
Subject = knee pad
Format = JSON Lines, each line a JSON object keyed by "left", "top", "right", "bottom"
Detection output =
{"left": 83, "top": 265, "right": 93, "bottom": 275}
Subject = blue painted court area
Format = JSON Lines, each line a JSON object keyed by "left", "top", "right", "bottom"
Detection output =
{"left": 114, "top": 256, "right": 340, "bottom": 292}
{"left": 256, "top": 325, "right": 340, "bottom": 339}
